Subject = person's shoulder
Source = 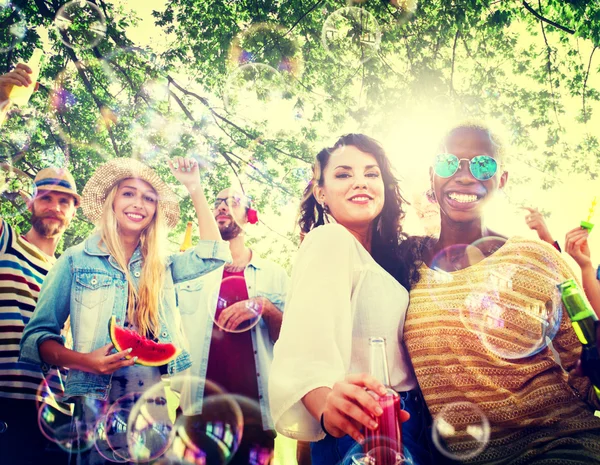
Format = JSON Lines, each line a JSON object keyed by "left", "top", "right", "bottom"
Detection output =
{"left": 302, "top": 223, "right": 355, "bottom": 248}
{"left": 501, "top": 236, "right": 569, "bottom": 270}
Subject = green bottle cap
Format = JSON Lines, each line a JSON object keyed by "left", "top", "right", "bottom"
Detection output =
{"left": 581, "top": 220, "right": 594, "bottom": 232}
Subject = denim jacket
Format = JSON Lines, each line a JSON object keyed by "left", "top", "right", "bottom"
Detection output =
{"left": 176, "top": 254, "right": 289, "bottom": 431}
{"left": 20, "top": 233, "right": 231, "bottom": 400}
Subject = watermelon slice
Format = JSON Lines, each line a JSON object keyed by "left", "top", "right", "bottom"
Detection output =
{"left": 108, "top": 316, "right": 180, "bottom": 367}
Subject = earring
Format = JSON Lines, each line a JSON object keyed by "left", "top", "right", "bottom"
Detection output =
{"left": 426, "top": 188, "right": 437, "bottom": 203}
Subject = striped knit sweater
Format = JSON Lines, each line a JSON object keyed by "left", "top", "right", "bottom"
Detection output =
{"left": 0, "top": 218, "right": 65, "bottom": 402}
{"left": 405, "top": 237, "right": 600, "bottom": 464}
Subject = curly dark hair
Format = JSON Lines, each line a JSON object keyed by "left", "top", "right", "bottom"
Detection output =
{"left": 298, "top": 133, "right": 414, "bottom": 289}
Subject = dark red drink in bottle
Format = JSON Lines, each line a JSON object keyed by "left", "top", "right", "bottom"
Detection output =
{"left": 364, "top": 337, "right": 403, "bottom": 465}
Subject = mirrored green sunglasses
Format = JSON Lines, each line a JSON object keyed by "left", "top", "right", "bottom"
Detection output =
{"left": 434, "top": 153, "right": 498, "bottom": 181}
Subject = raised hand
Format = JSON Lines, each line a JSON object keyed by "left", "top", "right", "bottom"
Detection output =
{"left": 0, "top": 63, "right": 33, "bottom": 103}
{"left": 82, "top": 343, "right": 136, "bottom": 375}
{"left": 168, "top": 156, "right": 200, "bottom": 188}
{"left": 522, "top": 207, "right": 553, "bottom": 244}
{"left": 565, "top": 227, "right": 593, "bottom": 270}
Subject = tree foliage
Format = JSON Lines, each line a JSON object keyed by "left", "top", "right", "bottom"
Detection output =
{"left": 1, "top": 0, "right": 599, "bottom": 262}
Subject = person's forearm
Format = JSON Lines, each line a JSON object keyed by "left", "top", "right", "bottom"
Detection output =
{"left": 261, "top": 298, "right": 283, "bottom": 342}
{"left": 302, "top": 386, "right": 331, "bottom": 421}
{"left": 581, "top": 263, "right": 600, "bottom": 317}
{"left": 186, "top": 183, "right": 220, "bottom": 241}
{"left": 39, "top": 339, "right": 89, "bottom": 371}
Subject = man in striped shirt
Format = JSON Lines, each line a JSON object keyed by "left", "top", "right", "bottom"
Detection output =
{"left": 0, "top": 163, "right": 79, "bottom": 464}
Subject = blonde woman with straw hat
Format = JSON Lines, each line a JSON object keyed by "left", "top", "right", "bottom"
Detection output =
{"left": 21, "top": 157, "right": 231, "bottom": 408}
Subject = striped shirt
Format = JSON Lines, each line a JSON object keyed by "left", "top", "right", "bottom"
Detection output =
{"left": 0, "top": 218, "right": 65, "bottom": 402}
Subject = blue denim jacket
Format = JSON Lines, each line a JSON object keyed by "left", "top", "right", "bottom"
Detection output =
{"left": 176, "top": 254, "right": 289, "bottom": 431}
{"left": 20, "top": 233, "right": 231, "bottom": 400}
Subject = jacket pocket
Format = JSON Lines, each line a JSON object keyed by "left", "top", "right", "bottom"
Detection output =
{"left": 176, "top": 279, "right": 205, "bottom": 315}
{"left": 74, "top": 273, "right": 113, "bottom": 309}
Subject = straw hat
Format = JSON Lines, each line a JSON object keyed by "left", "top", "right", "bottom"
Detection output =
{"left": 19, "top": 166, "right": 81, "bottom": 206}
{"left": 81, "top": 158, "right": 180, "bottom": 229}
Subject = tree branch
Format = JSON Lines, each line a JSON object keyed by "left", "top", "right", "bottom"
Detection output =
{"left": 522, "top": 1, "right": 575, "bottom": 35}
{"left": 582, "top": 46, "right": 597, "bottom": 123}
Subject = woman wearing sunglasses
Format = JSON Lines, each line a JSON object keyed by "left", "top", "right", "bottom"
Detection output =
{"left": 402, "top": 123, "right": 600, "bottom": 463}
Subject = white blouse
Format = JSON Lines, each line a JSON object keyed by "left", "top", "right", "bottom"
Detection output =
{"left": 269, "top": 223, "right": 417, "bottom": 441}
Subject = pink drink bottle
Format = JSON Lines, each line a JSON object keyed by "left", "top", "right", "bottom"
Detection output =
{"left": 364, "top": 337, "right": 403, "bottom": 465}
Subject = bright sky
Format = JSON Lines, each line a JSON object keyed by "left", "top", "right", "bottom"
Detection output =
{"left": 111, "top": 0, "right": 600, "bottom": 271}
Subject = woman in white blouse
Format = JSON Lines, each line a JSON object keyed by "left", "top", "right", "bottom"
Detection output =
{"left": 269, "top": 134, "right": 437, "bottom": 465}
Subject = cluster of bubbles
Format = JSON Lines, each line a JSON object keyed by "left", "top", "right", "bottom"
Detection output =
{"left": 35, "top": 375, "right": 268, "bottom": 464}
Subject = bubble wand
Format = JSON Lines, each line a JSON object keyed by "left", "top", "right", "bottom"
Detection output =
{"left": 581, "top": 196, "right": 597, "bottom": 232}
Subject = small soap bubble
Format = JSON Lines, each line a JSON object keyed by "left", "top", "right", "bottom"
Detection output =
{"left": 209, "top": 275, "right": 264, "bottom": 333}
{"left": 54, "top": 0, "right": 107, "bottom": 50}
{"left": 321, "top": 7, "right": 381, "bottom": 67}
{"left": 432, "top": 402, "right": 490, "bottom": 460}
{"left": 0, "top": 2, "right": 27, "bottom": 53}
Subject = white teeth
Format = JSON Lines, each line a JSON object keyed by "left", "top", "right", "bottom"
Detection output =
{"left": 350, "top": 197, "right": 370, "bottom": 201}
{"left": 126, "top": 213, "right": 143, "bottom": 219}
{"left": 448, "top": 193, "right": 478, "bottom": 203}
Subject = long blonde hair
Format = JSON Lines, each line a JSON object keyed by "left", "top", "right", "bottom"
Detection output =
{"left": 98, "top": 180, "right": 168, "bottom": 337}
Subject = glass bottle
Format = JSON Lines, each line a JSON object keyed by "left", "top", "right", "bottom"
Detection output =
{"left": 364, "top": 337, "right": 403, "bottom": 464}
{"left": 9, "top": 49, "right": 43, "bottom": 106}
{"left": 558, "top": 279, "right": 600, "bottom": 400}
{"left": 180, "top": 221, "right": 193, "bottom": 252}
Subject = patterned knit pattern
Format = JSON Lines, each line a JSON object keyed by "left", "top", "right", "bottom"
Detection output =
{"left": 0, "top": 219, "right": 65, "bottom": 402}
{"left": 405, "top": 237, "right": 600, "bottom": 464}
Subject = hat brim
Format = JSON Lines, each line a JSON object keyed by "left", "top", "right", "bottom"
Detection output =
{"left": 18, "top": 187, "right": 81, "bottom": 206}
{"left": 81, "top": 159, "right": 180, "bottom": 229}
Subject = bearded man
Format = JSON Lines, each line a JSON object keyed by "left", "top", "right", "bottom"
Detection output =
{"left": 0, "top": 165, "right": 79, "bottom": 464}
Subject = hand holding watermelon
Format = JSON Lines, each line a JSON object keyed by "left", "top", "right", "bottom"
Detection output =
{"left": 81, "top": 343, "right": 136, "bottom": 375}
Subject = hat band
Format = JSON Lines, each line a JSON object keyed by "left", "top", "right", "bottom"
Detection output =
{"left": 35, "top": 178, "right": 76, "bottom": 190}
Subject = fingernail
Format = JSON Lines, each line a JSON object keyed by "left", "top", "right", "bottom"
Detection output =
{"left": 375, "top": 407, "right": 383, "bottom": 415}
{"left": 369, "top": 421, "right": 378, "bottom": 429}
{"left": 133, "top": 356, "right": 138, "bottom": 362}
{"left": 127, "top": 348, "right": 133, "bottom": 353}
{"left": 356, "top": 435, "right": 364, "bottom": 444}
{"left": 379, "top": 387, "right": 387, "bottom": 395}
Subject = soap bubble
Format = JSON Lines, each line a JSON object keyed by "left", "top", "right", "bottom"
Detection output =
{"left": 321, "top": 7, "right": 381, "bottom": 67}
{"left": 432, "top": 402, "right": 490, "bottom": 460}
{"left": 223, "top": 63, "right": 296, "bottom": 130}
{"left": 229, "top": 23, "right": 303, "bottom": 79}
{"left": 168, "top": 379, "right": 244, "bottom": 465}
{"left": 54, "top": 0, "right": 107, "bottom": 50}
{"left": 37, "top": 397, "right": 100, "bottom": 453}
{"left": 210, "top": 275, "right": 264, "bottom": 333}
{"left": 0, "top": 2, "right": 27, "bottom": 53}
{"left": 461, "top": 259, "right": 562, "bottom": 360}
{"left": 126, "top": 379, "right": 179, "bottom": 461}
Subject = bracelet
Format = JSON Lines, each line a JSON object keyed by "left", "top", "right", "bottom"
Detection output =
{"left": 320, "top": 412, "right": 332, "bottom": 436}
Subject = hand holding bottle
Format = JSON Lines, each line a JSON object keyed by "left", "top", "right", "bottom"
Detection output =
{"left": 321, "top": 373, "right": 393, "bottom": 443}
{"left": 0, "top": 63, "right": 33, "bottom": 103}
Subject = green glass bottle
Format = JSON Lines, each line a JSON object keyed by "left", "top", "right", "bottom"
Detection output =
{"left": 557, "top": 279, "right": 600, "bottom": 400}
